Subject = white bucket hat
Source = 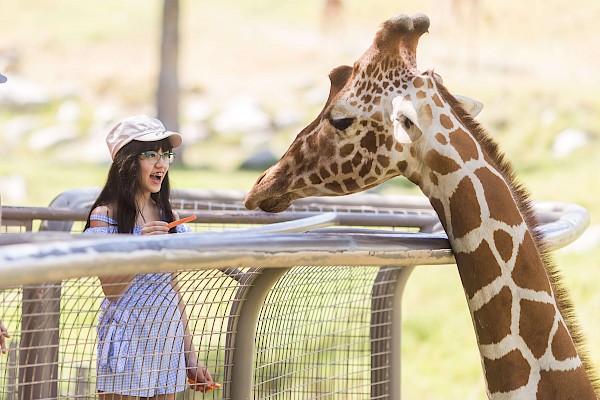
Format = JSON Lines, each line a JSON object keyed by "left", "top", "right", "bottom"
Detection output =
{"left": 106, "top": 115, "right": 182, "bottom": 160}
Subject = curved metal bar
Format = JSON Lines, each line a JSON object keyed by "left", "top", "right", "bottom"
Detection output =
{"left": 0, "top": 198, "right": 590, "bottom": 289}
{"left": 0, "top": 231, "right": 454, "bottom": 289}
{"left": 533, "top": 202, "right": 590, "bottom": 252}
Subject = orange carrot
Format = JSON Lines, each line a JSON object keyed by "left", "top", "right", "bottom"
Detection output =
{"left": 167, "top": 215, "right": 196, "bottom": 229}
{"left": 188, "top": 378, "right": 221, "bottom": 390}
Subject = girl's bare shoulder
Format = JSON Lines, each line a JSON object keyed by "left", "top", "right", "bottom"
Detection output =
{"left": 90, "top": 205, "right": 115, "bottom": 227}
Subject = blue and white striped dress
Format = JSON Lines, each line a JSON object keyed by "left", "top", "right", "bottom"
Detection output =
{"left": 84, "top": 214, "right": 192, "bottom": 397}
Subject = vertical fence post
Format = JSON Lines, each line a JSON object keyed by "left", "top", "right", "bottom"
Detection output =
{"left": 19, "top": 283, "right": 61, "bottom": 400}
{"left": 371, "top": 265, "right": 415, "bottom": 400}
{"left": 224, "top": 267, "right": 291, "bottom": 400}
{"left": 6, "top": 341, "right": 18, "bottom": 400}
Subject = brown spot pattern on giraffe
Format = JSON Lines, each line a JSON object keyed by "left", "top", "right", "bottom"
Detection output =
{"left": 473, "top": 285, "right": 513, "bottom": 345}
{"left": 512, "top": 234, "right": 552, "bottom": 295}
{"left": 519, "top": 299, "right": 555, "bottom": 359}
{"left": 455, "top": 240, "right": 503, "bottom": 300}
{"left": 377, "top": 155, "right": 390, "bottom": 168}
{"left": 325, "top": 181, "right": 344, "bottom": 193}
{"left": 340, "top": 143, "right": 354, "bottom": 158}
{"left": 551, "top": 322, "right": 578, "bottom": 361}
{"left": 343, "top": 178, "right": 359, "bottom": 192}
{"left": 440, "top": 114, "right": 454, "bottom": 130}
{"left": 435, "top": 133, "right": 447, "bottom": 145}
{"left": 428, "top": 196, "right": 447, "bottom": 231}
{"left": 432, "top": 93, "right": 444, "bottom": 108}
{"left": 493, "top": 229, "right": 514, "bottom": 263}
{"left": 449, "top": 177, "right": 482, "bottom": 239}
{"left": 309, "top": 173, "right": 322, "bottom": 185}
{"left": 474, "top": 168, "right": 524, "bottom": 227}
{"left": 449, "top": 128, "right": 479, "bottom": 163}
{"left": 359, "top": 160, "right": 373, "bottom": 178}
{"left": 483, "top": 349, "right": 531, "bottom": 394}
{"left": 292, "top": 178, "right": 307, "bottom": 190}
{"left": 341, "top": 160, "right": 353, "bottom": 174}
{"left": 425, "top": 149, "right": 460, "bottom": 175}
{"left": 364, "top": 176, "right": 377, "bottom": 185}
{"left": 537, "top": 367, "right": 597, "bottom": 399}
{"left": 319, "top": 167, "right": 331, "bottom": 180}
{"left": 422, "top": 104, "right": 433, "bottom": 127}
{"left": 429, "top": 172, "right": 438, "bottom": 186}
{"left": 408, "top": 172, "right": 422, "bottom": 185}
{"left": 361, "top": 131, "right": 378, "bottom": 153}
{"left": 396, "top": 161, "right": 407, "bottom": 173}
{"left": 384, "top": 135, "right": 393, "bottom": 151}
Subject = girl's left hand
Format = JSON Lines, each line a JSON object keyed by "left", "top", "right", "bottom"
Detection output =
{"left": 140, "top": 221, "right": 170, "bottom": 235}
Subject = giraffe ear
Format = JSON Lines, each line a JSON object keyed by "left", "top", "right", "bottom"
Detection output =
{"left": 454, "top": 95, "right": 484, "bottom": 117}
{"left": 391, "top": 96, "right": 421, "bottom": 144}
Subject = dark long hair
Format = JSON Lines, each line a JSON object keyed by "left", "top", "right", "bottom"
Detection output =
{"left": 84, "top": 138, "right": 177, "bottom": 234}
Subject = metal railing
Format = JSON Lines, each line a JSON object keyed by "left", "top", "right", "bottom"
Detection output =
{"left": 0, "top": 189, "right": 590, "bottom": 399}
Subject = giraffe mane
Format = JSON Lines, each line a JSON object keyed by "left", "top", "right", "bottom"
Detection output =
{"left": 434, "top": 79, "right": 600, "bottom": 394}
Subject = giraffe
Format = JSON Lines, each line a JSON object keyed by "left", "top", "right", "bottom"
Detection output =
{"left": 244, "top": 13, "right": 600, "bottom": 399}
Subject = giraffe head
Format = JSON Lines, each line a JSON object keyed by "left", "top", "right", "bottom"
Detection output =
{"left": 245, "top": 14, "right": 431, "bottom": 212}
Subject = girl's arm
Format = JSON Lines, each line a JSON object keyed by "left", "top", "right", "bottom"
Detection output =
{"left": 0, "top": 320, "right": 10, "bottom": 355}
{"left": 88, "top": 206, "right": 136, "bottom": 300}
{"left": 171, "top": 275, "right": 214, "bottom": 392}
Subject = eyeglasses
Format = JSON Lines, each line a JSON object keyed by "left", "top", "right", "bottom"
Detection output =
{"left": 139, "top": 151, "right": 175, "bottom": 165}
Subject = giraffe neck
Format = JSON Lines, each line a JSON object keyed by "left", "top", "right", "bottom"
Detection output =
{"left": 406, "top": 88, "right": 597, "bottom": 398}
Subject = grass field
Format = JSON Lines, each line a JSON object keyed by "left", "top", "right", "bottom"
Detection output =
{"left": 1, "top": 0, "right": 599, "bottom": 398}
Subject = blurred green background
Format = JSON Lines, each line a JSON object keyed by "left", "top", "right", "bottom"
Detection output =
{"left": 1, "top": 0, "right": 599, "bottom": 398}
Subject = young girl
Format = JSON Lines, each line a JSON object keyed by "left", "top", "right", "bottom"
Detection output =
{"left": 84, "top": 115, "right": 213, "bottom": 399}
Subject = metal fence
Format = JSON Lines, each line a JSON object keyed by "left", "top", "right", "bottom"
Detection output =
{"left": 0, "top": 189, "right": 590, "bottom": 399}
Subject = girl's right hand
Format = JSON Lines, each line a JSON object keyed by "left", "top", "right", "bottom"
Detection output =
{"left": 0, "top": 321, "right": 10, "bottom": 355}
{"left": 187, "top": 361, "right": 216, "bottom": 393}
{"left": 140, "top": 221, "right": 170, "bottom": 235}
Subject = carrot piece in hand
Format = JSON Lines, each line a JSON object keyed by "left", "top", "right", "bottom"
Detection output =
{"left": 167, "top": 215, "right": 196, "bottom": 229}
{"left": 188, "top": 378, "right": 221, "bottom": 391}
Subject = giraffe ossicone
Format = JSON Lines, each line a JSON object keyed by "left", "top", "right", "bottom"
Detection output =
{"left": 245, "top": 13, "right": 599, "bottom": 399}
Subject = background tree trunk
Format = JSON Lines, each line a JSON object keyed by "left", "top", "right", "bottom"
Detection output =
{"left": 157, "top": 0, "right": 183, "bottom": 165}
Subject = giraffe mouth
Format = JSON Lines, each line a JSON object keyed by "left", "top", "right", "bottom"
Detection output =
{"left": 245, "top": 164, "right": 299, "bottom": 212}
{"left": 256, "top": 194, "right": 296, "bottom": 213}
{"left": 244, "top": 188, "right": 297, "bottom": 213}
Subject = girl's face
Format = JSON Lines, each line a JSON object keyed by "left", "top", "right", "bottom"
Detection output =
{"left": 138, "top": 147, "right": 171, "bottom": 194}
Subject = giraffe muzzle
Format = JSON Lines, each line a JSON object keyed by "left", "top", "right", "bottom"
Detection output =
{"left": 244, "top": 188, "right": 296, "bottom": 213}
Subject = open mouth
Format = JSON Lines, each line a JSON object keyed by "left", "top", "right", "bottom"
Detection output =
{"left": 150, "top": 173, "right": 163, "bottom": 185}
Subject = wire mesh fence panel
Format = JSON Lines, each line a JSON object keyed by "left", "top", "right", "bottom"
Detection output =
{"left": 0, "top": 189, "right": 590, "bottom": 399}
{"left": 0, "top": 270, "right": 258, "bottom": 400}
{"left": 254, "top": 266, "right": 391, "bottom": 400}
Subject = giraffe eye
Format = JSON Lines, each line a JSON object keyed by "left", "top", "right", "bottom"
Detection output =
{"left": 329, "top": 117, "right": 355, "bottom": 131}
